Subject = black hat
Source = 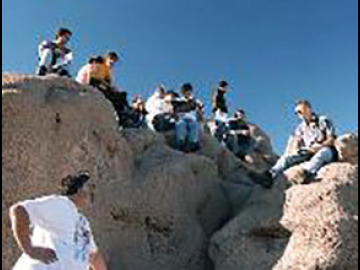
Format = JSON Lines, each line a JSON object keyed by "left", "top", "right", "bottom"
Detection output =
{"left": 181, "top": 83, "right": 193, "bottom": 94}
{"left": 219, "top": 81, "right": 229, "bottom": 88}
{"left": 61, "top": 172, "right": 90, "bottom": 196}
{"left": 56, "top": 28, "right": 72, "bottom": 38}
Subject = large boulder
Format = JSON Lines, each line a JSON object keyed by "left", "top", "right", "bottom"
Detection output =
{"left": 335, "top": 133, "right": 358, "bottom": 165}
{"left": 274, "top": 163, "right": 358, "bottom": 270}
{"left": 2, "top": 74, "right": 230, "bottom": 270}
{"left": 209, "top": 179, "right": 290, "bottom": 270}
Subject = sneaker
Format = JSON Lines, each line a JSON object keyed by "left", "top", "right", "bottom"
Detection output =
{"left": 303, "top": 171, "right": 317, "bottom": 184}
{"left": 248, "top": 171, "right": 274, "bottom": 189}
{"left": 189, "top": 142, "right": 201, "bottom": 153}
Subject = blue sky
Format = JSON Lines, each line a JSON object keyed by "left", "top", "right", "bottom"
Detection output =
{"left": 2, "top": 0, "right": 358, "bottom": 152}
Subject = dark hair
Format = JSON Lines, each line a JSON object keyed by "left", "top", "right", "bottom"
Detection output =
{"left": 88, "top": 56, "right": 105, "bottom": 64}
{"left": 132, "top": 95, "right": 144, "bottom": 104}
{"left": 95, "top": 56, "right": 105, "bottom": 64}
{"left": 158, "top": 85, "right": 166, "bottom": 93}
{"left": 56, "top": 28, "right": 72, "bottom": 38}
{"left": 88, "top": 56, "right": 97, "bottom": 64}
{"left": 107, "top": 52, "right": 120, "bottom": 61}
{"left": 236, "top": 109, "right": 246, "bottom": 115}
{"left": 296, "top": 100, "right": 312, "bottom": 108}
{"left": 61, "top": 172, "right": 90, "bottom": 196}
{"left": 219, "top": 80, "right": 228, "bottom": 88}
{"left": 181, "top": 83, "right": 193, "bottom": 94}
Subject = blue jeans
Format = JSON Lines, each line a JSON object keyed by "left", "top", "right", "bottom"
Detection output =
{"left": 175, "top": 118, "right": 199, "bottom": 147}
{"left": 271, "top": 147, "right": 336, "bottom": 177}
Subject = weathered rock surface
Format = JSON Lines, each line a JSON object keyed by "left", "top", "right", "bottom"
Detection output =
{"left": 209, "top": 180, "right": 290, "bottom": 270}
{"left": 2, "top": 74, "right": 231, "bottom": 270}
{"left": 336, "top": 133, "right": 358, "bottom": 165}
{"left": 2, "top": 74, "right": 358, "bottom": 270}
{"left": 274, "top": 163, "right": 358, "bottom": 270}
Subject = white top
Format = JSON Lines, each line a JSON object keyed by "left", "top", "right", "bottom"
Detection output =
{"left": 214, "top": 110, "right": 228, "bottom": 123}
{"left": 76, "top": 64, "right": 92, "bottom": 85}
{"left": 295, "top": 114, "right": 336, "bottom": 148}
{"left": 13, "top": 195, "right": 97, "bottom": 270}
{"left": 146, "top": 91, "right": 165, "bottom": 128}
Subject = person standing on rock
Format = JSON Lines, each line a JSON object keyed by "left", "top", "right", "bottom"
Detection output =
{"left": 212, "top": 81, "right": 230, "bottom": 143}
{"left": 36, "top": 28, "right": 73, "bottom": 77}
{"left": 9, "top": 172, "right": 108, "bottom": 270}
{"left": 254, "top": 100, "right": 338, "bottom": 185}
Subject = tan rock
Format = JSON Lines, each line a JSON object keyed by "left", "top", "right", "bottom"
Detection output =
{"left": 2, "top": 74, "right": 230, "bottom": 270}
{"left": 275, "top": 163, "right": 358, "bottom": 270}
{"left": 209, "top": 180, "right": 291, "bottom": 270}
{"left": 335, "top": 133, "right": 358, "bottom": 165}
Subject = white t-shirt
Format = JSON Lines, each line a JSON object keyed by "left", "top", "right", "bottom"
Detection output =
{"left": 13, "top": 195, "right": 97, "bottom": 270}
{"left": 76, "top": 64, "right": 92, "bottom": 85}
{"left": 146, "top": 91, "right": 165, "bottom": 128}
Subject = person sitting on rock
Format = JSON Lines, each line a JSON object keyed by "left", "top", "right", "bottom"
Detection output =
{"left": 173, "top": 83, "right": 201, "bottom": 152}
{"left": 77, "top": 52, "right": 132, "bottom": 127}
{"left": 36, "top": 28, "right": 73, "bottom": 77}
{"left": 225, "top": 109, "right": 255, "bottom": 161}
{"left": 9, "top": 172, "right": 108, "bottom": 270}
{"left": 76, "top": 55, "right": 98, "bottom": 85}
{"left": 254, "top": 100, "right": 338, "bottom": 185}
{"left": 127, "top": 96, "right": 148, "bottom": 129}
{"left": 212, "top": 81, "right": 230, "bottom": 143}
{"left": 146, "top": 85, "right": 166, "bottom": 130}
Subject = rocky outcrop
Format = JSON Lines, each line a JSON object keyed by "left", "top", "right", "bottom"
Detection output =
{"left": 209, "top": 179, "right": 290, "bottom": 270}
{"left": 2, "top": 74, "right": 231, "bottom": 270}
{"left": 274, "top": 163, "right": 358, "bottom": 270}
{"left": 2, "top": 74, "right": 358, "bottom": 270}
{"left": 336, "top": 133, "right": 358, "bottom": 165}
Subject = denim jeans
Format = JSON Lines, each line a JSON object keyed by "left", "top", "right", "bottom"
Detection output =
{"left": 271, "top": 147, "right": 336, "bottom": 176}
{"left": 175, "top": 118, "right": 199, "bottom": 147}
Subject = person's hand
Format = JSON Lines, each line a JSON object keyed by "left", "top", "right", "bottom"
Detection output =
{"left": 27, "top": 247, "right": 58, "bottom": 264}
{"left": 309, "top": 144, "right": 323, "bottom": 154}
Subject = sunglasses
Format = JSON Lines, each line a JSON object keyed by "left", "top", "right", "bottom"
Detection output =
{"left": 295, "top": 110, "right": 304, "bottom": 116}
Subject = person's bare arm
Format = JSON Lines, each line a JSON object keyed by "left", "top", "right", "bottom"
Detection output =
{"left": 9, "top": 205, "right": 32, "bottom": 254}
{"left": 9, "top": 204, "right": 58, "bottom": 264}
{"left": 89, "top": 250, "right": 107, "bottom": 270}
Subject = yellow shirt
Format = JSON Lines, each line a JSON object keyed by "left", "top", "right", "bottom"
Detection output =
{"left": 89, "top": 63, "right": 112, "bottom": 83}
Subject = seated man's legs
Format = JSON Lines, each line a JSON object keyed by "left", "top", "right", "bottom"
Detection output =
{"left": 186, "top": 119, "right": 200, "bottom": 151}
{"left": 302, "top": 147, "right": 336, "bottom": 175}
{"left": 187, "top": 119, "right": 200, "bottom": 143}
{"left": 271, "top": 152, "right": 312, "bottom": 178}
{"left": 225, "top": 134, "right": 238, "bottom": 153}
{"left": 236, "top": 136, "right": 255, "bottom": 161}
{"left": 175, "top": 119, "right": 187, "bottom": 150}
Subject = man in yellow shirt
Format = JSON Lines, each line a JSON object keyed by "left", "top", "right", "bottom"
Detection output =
{"left": 77, "top": 52, "right": 131, "bottom": 127}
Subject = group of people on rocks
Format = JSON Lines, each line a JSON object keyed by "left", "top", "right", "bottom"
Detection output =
{"left": 9, "top": 27, "right": 342, "bottom": 270}
{"left": 35, "top": 28, "right": 255, "bottom": 156}
{"left": 35, "top": 27, "right": 340, "bottom": 179}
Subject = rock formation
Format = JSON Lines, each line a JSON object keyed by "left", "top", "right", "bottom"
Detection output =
{"left": 2, "top": 74, "right": 358, "bottom": 270}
